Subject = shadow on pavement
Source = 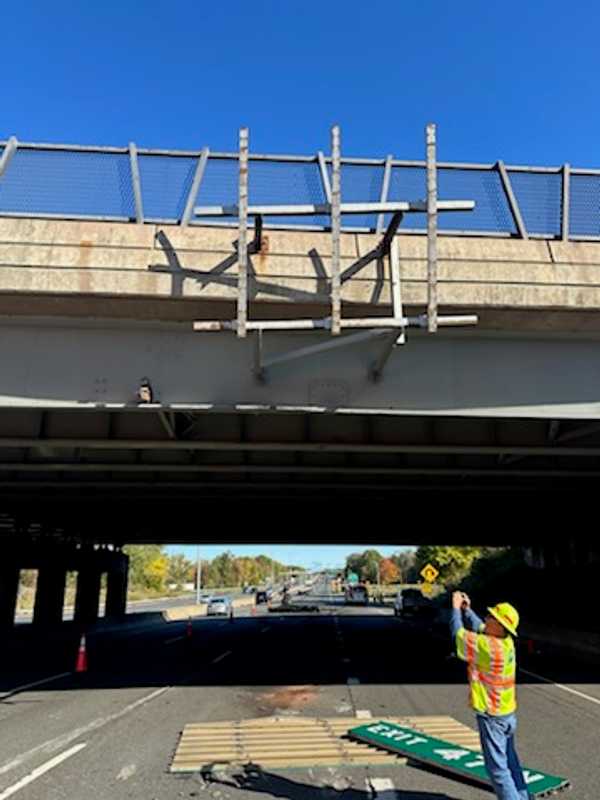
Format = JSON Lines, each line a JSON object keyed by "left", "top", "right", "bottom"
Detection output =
{"left": 202, "top": 764, "right": 462, "bottom": 800}
{"left": 2, "top": 612, "right": 600, "bottom": 694}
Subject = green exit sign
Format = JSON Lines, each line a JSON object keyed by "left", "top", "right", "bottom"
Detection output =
{"left": 348, "top": 721, "right": 570, "bottom": 798}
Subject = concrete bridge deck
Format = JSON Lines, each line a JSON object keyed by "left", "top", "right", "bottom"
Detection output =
{"left": 1, "top": 218, "right": 600, "bottom": 329}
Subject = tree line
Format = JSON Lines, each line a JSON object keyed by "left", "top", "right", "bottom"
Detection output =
{"left": 343, "top": 546, "right": 501, "bottom": 586}
{"left": 124, "top": 545, "right": 303, "bottom": 593}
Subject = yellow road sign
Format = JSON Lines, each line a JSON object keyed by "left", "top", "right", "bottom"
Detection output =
{"left": 421, "top": 583, "right": 434, "bottom": 596}
{"left": 420, "top": 563, "right": 439, "bottom": 583}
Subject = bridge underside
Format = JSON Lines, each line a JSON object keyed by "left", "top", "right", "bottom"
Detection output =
{"left": 0, "top": 406, "right": 597, "bottom": 544}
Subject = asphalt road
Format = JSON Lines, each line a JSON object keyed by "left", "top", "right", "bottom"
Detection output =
{"left": 1, "top": 584, "right": 597, "bottom": 800}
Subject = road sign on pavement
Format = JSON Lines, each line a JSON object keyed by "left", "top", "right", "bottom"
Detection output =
{"left": 420, "top": 563, "right": 439, "bottom": 583}
{"left": 349, "top": 721, "right": 570, "bottom": 798}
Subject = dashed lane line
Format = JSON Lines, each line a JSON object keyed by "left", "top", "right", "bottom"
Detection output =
{"left": 0, "top": 687, "right": 169, "bottom": 778}
{"left": 0, "top": 672, "right": 71, "bottom": 701}
{"left": 0, "top": 743, "right": 87, "bottom": 800}
{"left": 211, "top": 650, "right": 232, "bottom": 664}
{"left": 164, "top": 636, "right": 186, "bottom": 646}
{"left": 520, "top": 668, "right": 600, "bottom": 708}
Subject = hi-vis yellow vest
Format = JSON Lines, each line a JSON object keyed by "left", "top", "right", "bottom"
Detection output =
{"left": 456, "top": 626, "right": 517, "bottom": 716}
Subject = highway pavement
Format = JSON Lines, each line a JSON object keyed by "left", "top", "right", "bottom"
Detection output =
{"left": 1, "top": 584, "right": 597, "bottom": 799}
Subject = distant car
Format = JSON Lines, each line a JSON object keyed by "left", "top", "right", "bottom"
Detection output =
{"left": 255, "top": 590, "right": 271, "bottom": 604}
{"left": 199, "top": 593, "right": 212, "bottom": 603}
{"left": 207, "top": 596, "right": 232, "bottom": 616}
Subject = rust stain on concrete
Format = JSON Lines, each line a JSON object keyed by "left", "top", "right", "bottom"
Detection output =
{"left": 257, "top": 685, "right": 318, "bottom": 710}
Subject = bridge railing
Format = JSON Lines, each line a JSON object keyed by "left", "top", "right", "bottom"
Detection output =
{"left": 0, "top": 138, "right": 598, "bottom": 241}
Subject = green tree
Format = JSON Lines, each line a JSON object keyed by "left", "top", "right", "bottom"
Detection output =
{"left": 124, "top": 545, "right": 168, "bottom": 591}
{"left": 345, "top": 549, "right": 384, "bottom": 583}
{"left": 391, "top": 550, "right": 416, "bottom": 582}
{"left": 167, "top": 554, "right": 193, "bottom": 588}
{"left": 415, "top": 545, "right": 483, "bottom": 586}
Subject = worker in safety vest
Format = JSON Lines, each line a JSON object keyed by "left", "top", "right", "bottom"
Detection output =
{"left": 451, "top": 591, "right": 529, "bottom": 800}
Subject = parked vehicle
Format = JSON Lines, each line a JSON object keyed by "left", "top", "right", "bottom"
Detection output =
{"left": 399, "top": 588, "right": 432, "bottom": 617}
{"left": 207, "top": 596, "right": 232, "bottom": 616}
{"left": 255, "top": 590, "right": 271, "bottom": 604}
{"left": 344, "top": 584, "right": 369, "bottom": 605}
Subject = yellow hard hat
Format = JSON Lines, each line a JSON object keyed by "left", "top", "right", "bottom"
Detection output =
{"left": 487, "top": 602, "right": 519, "bottom": 637}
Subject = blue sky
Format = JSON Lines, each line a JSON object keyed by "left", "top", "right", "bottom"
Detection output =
{"left": 166, "top": 544, "right": 412, "bottom": 570}
{"left": 2, "top": 1, "right": 599, "bottom": 167}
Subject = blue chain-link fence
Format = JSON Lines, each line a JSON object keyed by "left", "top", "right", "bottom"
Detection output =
{"left": 0, "top": 142, "right": 598, "bottom": 239}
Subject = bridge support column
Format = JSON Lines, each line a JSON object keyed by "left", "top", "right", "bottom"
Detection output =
{"left": 33, "top": 565, "right": 67, "bottom": 626}
{"left": 105, "top": 553, "right": 129, "bottom": 619}
{"left": 0, "top": 563, "right": 20, "bottom": 628}
{"left": 74, "top": 564, "right": 102, "bottom": 626}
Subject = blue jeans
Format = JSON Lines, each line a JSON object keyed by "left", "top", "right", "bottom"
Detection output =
{"left": 476, "top": 713, "right": 529, "bottom": 800}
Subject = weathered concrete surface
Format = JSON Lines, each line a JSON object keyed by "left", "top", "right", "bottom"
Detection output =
{"left": 1, "top": 219, "right": 600, "bottom": 329}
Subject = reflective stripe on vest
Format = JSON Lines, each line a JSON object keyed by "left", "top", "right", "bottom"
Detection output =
{"left": 455, "top": 628, "right": 517, "bottom": 716}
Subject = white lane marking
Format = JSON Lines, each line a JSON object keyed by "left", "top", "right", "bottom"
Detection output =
{"left": 367, "top": 777, "right": 396, "bottom": 798}
{"left": 212, "top": 650, "right": 232, "bottom": 664}
{"left": 0, "top": 743, "right": 87, "bottom": 800}
{"left": 0, "top": 672, "right": 71, "bottom": 701}
{"left": 0, "top": 686, "right": 168, "bottom": 777}
{"left": 355, "top": 709, "right": 372, "bottom": 719}
{"left": 164, "top": 635, "right": 186, "bottom": 646}
{"left": 116, "top": 763, "right": 137, "bottom": 781}
{"left": 260, "top": 627, "right": 270, "bottom": 634}
{"left": 347, "top": 677, "right": 360, "bottom": 685}
{"left": 521, "top": 668, "right": 600, "bottom": 707}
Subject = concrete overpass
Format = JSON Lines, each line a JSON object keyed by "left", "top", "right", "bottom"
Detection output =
{"left": 1, "top": 135, "right": 600, "bottom": 627}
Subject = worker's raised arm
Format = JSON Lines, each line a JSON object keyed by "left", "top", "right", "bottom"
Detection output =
{"left": 450, "top": 591, "right": 481, "bottom": 663}
{"left": 461, "top": 595, "right": 485, "bottom": 633}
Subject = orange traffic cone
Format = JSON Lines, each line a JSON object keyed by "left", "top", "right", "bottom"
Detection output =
{"left": 75, "top": 634, "right": 88, "bottom": 673}
{"left": 186, "top": 617, "right": 193, "bottom": 638}
{"left": 251, "top": 605, "right": 256, "bottom": 616}
{"left": 527, "top": 639, "right": 535, "bottom": 656}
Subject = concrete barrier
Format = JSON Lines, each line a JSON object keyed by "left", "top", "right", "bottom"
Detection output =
{"left": 162, "top": 604, "right": 207, "bottom": 621}
{"left": 162, "top": 596, "right": 255, "bottom": 622}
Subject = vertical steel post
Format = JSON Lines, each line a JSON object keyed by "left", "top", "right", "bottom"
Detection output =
{"left": 426, "top": 124, "right": 438, "bottom": 333}
{"left": 196, "top": 546, "right": 201, "bottom": 604}
{"left": 317, "top": 151, "right": 332, "bottom": 204}
{"left": 129, "top": 142, "right": 144, "bottom": 224}
{"left": 0, "top": 136, "right": 18, "bottom": 180}
{"left": 561, "top": 163, "right": 570, "bottom": 242}
{"left": 237, "top": 128, "right": 249, "bottom": 338}
{"left": 331, "top": 125, "right": 342, "bottom": 336}
{"left": 181, "top": 147, "right": 210, "bottom": 226}
{"left": 376, "top": 154, "right": 393, "bottom": 234}
{"left": 497, "top": 160, "right": 528, "bottom": 240}
{"left": 390, "top": 238, "right": 403, "bottom": 321}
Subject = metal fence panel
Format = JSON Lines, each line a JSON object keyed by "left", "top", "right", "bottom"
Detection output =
{"left": 508, "top": 170, "right": 562, "bottom": 236}
{"left": 0, "top": 149, "right": 135, "bottom": 219}
{"left": 138, "top": 154, "right": 197, "bottom": 222}
{"left": 570, "top": 174, "right": 600, "bottom": 237}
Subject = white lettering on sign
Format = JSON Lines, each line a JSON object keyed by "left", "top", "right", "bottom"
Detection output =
{"left": 465, "top": 757, "right": 485, "bottom": 768}
{"left": 522, "top": 771, "right": 545, "bottom": 785}
{"left": 434, "top": 748, "right": 471, "bottom": 762}
{"left": 367, "top": 725, "right": 386, "bottom": 734}
{"left": 405, "top": 737, "right": 427, "bottom": 746}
